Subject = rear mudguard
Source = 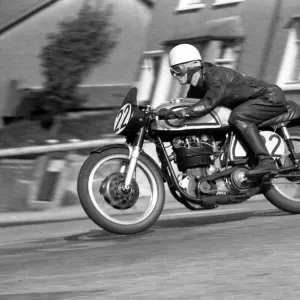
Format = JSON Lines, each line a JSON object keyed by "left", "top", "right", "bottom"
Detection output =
{"left": 91, "top": 144, "right": 166, "bottom": 182}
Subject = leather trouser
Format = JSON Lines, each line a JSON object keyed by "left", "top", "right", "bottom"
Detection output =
{"left": 228, "top": 88, "right": 287, "bottom": 160}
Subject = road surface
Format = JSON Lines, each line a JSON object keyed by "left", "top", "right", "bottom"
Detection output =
{"left": 1, "top": 201, "right": 300, "bottom": 300}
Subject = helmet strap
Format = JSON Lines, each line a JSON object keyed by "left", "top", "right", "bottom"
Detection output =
{"left": 186, "top": 66, "right": 202, "bottom": 84}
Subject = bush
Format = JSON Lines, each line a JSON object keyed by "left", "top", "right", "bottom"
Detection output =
{"left": 0, "top": 110, "right": 118, "bottom": 147}
{"left": 40, "top": 2, "right": 120, "bottom": 112}
{"left": 15, "top": 2, "right": 120, "bottom": 130}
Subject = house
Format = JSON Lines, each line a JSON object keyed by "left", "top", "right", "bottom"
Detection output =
{"left": 137, "top": 0, "right": 300, "bottom": 108}
{"left": 0, "top": 0, "right": 153, "bottom": 122}
{"left": 2, "top": 0, "right": 300, "bottom": 127}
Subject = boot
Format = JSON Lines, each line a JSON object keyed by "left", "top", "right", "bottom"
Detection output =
{"left": 247, "top": 157, "right": 277, "bottom": 179}
{"left": 234, "top": 122, "right": 277, "bottom": 179}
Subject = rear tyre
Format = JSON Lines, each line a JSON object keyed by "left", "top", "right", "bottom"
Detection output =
{"left": 263, "top": 126, "right": 300, "bottom": 213}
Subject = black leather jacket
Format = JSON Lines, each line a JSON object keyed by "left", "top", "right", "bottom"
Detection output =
{"left": 184, "top": 62, "right": 284, "bottom": 118}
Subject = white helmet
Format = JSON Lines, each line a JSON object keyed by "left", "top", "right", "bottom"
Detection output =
{"left": 169, "top": 44, "right": 202, "bottom": 67}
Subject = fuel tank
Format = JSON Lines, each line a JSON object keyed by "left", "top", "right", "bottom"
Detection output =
{"left": 151, "top": 98, "right": 231, "bottom": 132}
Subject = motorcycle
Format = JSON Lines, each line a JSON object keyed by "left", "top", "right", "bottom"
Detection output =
{"left": 77, "top": 87, "right": 300, "bottom": 235}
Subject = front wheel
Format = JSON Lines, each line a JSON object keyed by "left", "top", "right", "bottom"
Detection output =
{"left": 77, "top": 147, "right": 165, "bottom": 234}
{"left": 264, "top": 126, "right": 300, "bottom": 213}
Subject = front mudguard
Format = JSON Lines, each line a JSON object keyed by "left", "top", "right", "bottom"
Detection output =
{"left": 91, "top": 144, "right": 166, "bottom": 182}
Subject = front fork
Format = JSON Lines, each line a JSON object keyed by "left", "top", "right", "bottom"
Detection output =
{"left": 123, "top": 126, "right": 147, "bottom": 189}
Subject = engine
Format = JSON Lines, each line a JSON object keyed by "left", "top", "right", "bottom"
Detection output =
{"left": 171, "top": 134, "right": 255, "bottom": 198}
{"left": 171, "top": 134, "right": 218, "bottom": 197}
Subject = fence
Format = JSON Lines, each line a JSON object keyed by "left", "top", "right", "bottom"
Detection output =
{"left": 0, "top": 138, "right": 125, "bottom": 211}
{"left": 0, "top": 138, "right": 125, "bottom": 158}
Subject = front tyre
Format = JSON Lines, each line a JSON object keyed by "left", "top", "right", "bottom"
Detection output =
{"left": 77, "top": 148, "right": 165, "bottom": 234}
{"left": 264, "top": 126, "right": 300, "bottom": 213}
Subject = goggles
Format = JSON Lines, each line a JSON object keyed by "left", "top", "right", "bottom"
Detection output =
{"left": 170, "top": 64, "right": 187, "bottom": 77}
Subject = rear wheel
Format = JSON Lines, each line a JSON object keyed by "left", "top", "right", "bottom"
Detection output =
{"left": 264, "top": 126, "right": 300, "bottom": 213}
{"left": 77, "top": 148, "right": 165, "bottom": 234}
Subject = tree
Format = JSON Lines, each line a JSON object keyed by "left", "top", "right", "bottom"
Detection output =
{"left": 38, "top": 2, "right": 120, "bottom": 114}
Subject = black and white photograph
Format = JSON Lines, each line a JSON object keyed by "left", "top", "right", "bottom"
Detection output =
{"left": 1, "top": 0, "right": 300, "bottom": 299}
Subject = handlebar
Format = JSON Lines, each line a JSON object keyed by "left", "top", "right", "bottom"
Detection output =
{"left": 139, "top": 105, "right": 157, "bottom": 116}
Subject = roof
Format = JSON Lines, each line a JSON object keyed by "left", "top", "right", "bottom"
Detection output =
{"left": 0, "top": 0, "right": 59, "bottom": 35}
{"left": 164, "top": 16, "right": 245, "bottom": 45}
{"left": 0, "top": 0, "right": 154, "bottom": 35}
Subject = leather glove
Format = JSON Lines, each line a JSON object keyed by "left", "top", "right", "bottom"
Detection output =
{"left": 157, "top": 108, "right": 185, "bottom": 120}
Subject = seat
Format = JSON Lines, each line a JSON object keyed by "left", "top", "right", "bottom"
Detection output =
{"left": 258, "top": 100, "right": 300, "bottom": 128}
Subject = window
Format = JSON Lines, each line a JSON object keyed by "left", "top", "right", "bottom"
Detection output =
{"left": 214, "top": 41, "right": 241, "bottom": 69}
{"left": 212, "top": 0, "right": 244, "bottom": 6}
{"left": 137, "top": 50, "right": 175, "bottom": 107}
{"left": 137, "top": 51, "right": 163, "bottom": 105}
{"left": 204, "top": 40, "right": 241, "bottom": 69}
{"left": 277, "top": 19, "right": 300, "bottom": 90}
{"left": 175, "top": 0, "right": 206, "bottom": 12}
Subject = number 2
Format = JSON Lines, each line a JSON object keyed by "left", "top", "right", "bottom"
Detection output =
{"left": 260, "top": 134, "right": 282, "bottom": 157}
{"left": 269, "top": 134, "right": 281, "bottom": 156}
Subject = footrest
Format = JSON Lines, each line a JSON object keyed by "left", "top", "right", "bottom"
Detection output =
{"left": 246, "top": 169, "right": 277, "bottom": 180}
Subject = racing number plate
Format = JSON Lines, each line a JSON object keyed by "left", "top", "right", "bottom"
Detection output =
{"left": 113, "top": 103, "right": 132, "bottom": 134}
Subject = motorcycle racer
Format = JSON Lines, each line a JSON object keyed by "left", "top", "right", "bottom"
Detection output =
{"left": 157, "top": 44, "right": 288, "bottom": 179}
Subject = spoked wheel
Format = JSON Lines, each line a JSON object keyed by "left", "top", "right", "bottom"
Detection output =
{"left": 77, "top": 147, "right": 165, "bottom": 234}
{"left": 264, "top": 127, "right": 300, "bottom": 213}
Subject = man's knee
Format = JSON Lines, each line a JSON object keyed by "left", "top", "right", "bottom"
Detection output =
{"left": 269, "top": 84, "right": 283, "bottom": 93}
{"left": 267, "top": 85, "right": 287, "bottom": 104}
{"left": 228, "top": 109, "right": 252, "bottom": 130}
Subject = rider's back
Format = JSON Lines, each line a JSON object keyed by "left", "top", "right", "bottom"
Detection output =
{"left": 188, "top": 62, "right": 275, "bottom": 109}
